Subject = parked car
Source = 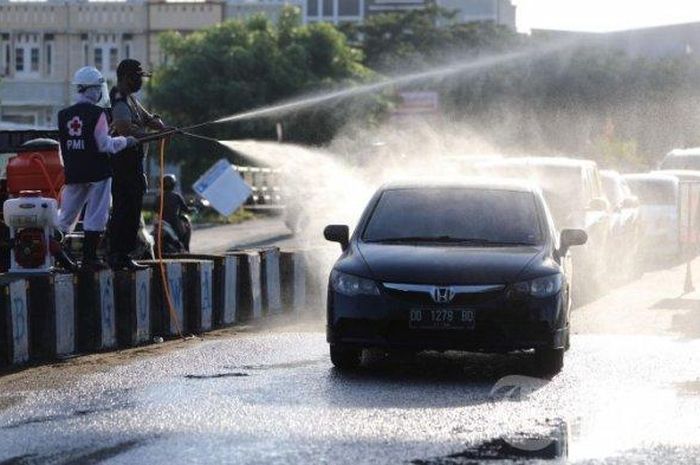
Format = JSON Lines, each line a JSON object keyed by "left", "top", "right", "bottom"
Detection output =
{"left": 600, "top": 170, "right": 642, "bottom": 277}
{"left": 324, "top": 179, "right": 587, "bottom": 375}
{"left": 477, "top": 157, "right": 611, "bottom": 298}
{"left": 659, "top": 148, "right": 700, "bottom": 171}
{"left": 652, "top": 170, "right": 700, "bottom": 256}
{"left": 623, "top": 173, "right": 680, "bottom": 259}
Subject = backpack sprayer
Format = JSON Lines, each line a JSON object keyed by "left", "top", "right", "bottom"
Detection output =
{"left": 3, "top": 139, "right": 64, "bottom": 273}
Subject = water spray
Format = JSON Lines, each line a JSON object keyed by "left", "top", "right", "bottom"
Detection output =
{"left": 146, "top": 38, "right": 580, "bottom": 143}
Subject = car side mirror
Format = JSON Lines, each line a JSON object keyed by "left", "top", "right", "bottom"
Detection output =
{"left": 559, "top": 228, "right": 588, "bottom": 257}
{"left": 587, "top": 197, "right": 609, "bottom": 212}
{"left": 622, "top": 196, "right": 639, "bottom": 209}
{"left": 324, "top": 224, "right": 350, "bottom": 251}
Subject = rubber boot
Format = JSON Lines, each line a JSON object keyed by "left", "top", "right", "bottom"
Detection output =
{"left": 82, "top": 231, "right": 108, "bottom": 272}
{"left": 108, "top": 253, "right": 149, "bottom": 271}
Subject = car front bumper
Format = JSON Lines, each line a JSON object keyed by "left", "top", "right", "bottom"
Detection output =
{"left": 327, "top": 288, "right": 568, "bottom": 353}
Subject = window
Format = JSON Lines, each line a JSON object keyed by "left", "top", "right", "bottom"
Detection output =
{"left": 15, "top": 48, "right": 24, "bottom": 72}
{"left": 339, "top": 0, "right": 360, "bottom": 16}
{"left": 323, "top": 0, "right": 333, "bottom": 16}
{"left": 3, "top": 44, "right": 9, "bottom": 76}
{"left": 30, "top": 47, "right": 39, "bottom": 72}
{"left": 124, "top": 43, "right": 131, "bottom": 59}
{"left": 307, "top": 0, "right": 318, "bottom": 16}
{"left": 94, "top": 47, "right": 103, "bottom": 71}
{"left": 83, "top": 43, "right": 89, "bottom": 66}
{"left": 109, "top": 47, "right": 118, "bottom": 71}
{"left": 45, "top": 42, "right": 52, "bottom": 75}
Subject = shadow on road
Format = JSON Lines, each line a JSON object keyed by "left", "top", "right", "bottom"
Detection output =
{"left": 319, "top": 350, "right": 552, "bottom": 409}
{"left": 650, "top": 297, "right": 700, "bottom": 339}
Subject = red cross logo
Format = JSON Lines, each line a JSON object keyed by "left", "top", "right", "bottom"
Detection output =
{"left": 67, "top": 116, "right": 83, "bottom": 137}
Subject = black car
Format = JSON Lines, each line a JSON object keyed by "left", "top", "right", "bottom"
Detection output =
{"left": 323, "top": 180, "right": 587, "bottom": 375}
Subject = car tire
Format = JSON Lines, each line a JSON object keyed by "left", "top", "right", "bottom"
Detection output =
{"left": 534, "top": 348, "right": 564, "bottom": 376}
{"left": 330, "top": 345, "right": 362, "bottom": 370}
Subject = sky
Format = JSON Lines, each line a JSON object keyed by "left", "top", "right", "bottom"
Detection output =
{"left": 514, "top": 0, "right": 700, "bottom": 33}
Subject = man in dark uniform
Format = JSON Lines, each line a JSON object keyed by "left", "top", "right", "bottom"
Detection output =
{"left": 108, "top": 59, "right": 166, "bottom": 270}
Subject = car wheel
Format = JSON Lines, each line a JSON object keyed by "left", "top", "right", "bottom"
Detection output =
{"left": 330, "top": 345, "right": 362, "bottom": 370}
{"left": 534, "top": 348, "right": 564, "bottom": 376}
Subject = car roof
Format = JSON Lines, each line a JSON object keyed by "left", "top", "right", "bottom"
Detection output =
{"left": 477, "top": 156, "right": 598, "bottom": 174}
{"left": 381, "top": 177, "right": 540, "bottom": 193}
{"left": 667, "top": 147, "right": 700, "bottom": 157}
{"left": 652, "top": 169, "right": 700, "bottom": 180}
{"left": 623, "top": 173, "right": 679, "bottom": 184}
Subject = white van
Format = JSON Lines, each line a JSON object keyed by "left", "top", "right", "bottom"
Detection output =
{"left": 660, "top": 148, "right": 700, "bottom": 171}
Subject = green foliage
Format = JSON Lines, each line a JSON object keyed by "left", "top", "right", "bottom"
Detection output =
{"left": 149, "top": 7, "right": 386, "bottom": 186}
{"left": 360, "top": 3, "right": 520, "bottom": 71}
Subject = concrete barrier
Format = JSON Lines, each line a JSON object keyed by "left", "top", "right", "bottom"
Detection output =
{"left": 0, "top": 278, "right": 29, "bottom": 367}
{"left": 115, "top": 269, "right": 152, "bottom": 347}
{"left": 145, "top": 260, "right": 186, "bottom": 337}
{"left": 27, "top": 273, "right": 76, "bottom": 360}
{"left": 0, "top": 249, "right": 314, "bottom": 370}
{"left": 260, "top": 247, "right": 282, "bottom": 315}
{"left": 280, "top": 250, "right": 307, "bottom": 313}
{"left": 77, "top": 269, "right": 117, "bottom": 351}
{"left": 166, "top": 254, "right": 237, "bottom": 328}
{"left": 229, "top": 251, "right": 262, "bottom": 321}
{"left": 182, "top": 260, "right": 214, "bottom": 333}
{"left": 223, "top": 254, "right": 238, "bottom": 325}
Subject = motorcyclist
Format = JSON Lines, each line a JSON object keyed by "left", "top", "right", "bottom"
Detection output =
{"left": 158, "top": 174, "right": 193, "bottom": 251}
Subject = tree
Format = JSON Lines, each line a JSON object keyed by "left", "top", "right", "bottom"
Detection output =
{"left": 359, "top": 3, "right": 520, "bottom": 72}
{"left": 148, "top": 7, "right": 386, "bottom": 185}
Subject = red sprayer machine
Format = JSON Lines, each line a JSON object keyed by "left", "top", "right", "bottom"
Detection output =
{"left": 1, "top": 138, "right": 64, "bottom": 273}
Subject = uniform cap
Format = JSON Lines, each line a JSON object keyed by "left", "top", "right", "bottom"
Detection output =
{"left": 116, "top": 59, "right": 152, "bottom": 79}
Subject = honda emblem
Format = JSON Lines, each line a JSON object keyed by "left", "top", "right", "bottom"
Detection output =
{"left": 431, "top": 286, "right": 455, "bottom": 304}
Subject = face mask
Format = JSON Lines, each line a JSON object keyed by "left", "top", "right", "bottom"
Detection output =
{"left": 131, "top": 75, "right": 143, "bottom": 93}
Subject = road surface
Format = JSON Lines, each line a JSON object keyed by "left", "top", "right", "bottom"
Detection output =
{"left": 1, "top": 249, "right": 699, "bottom": 464}
{"left": 190, "top": 217, "right": 292, "bottom": 254}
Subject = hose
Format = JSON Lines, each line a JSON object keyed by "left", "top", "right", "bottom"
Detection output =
{"left": 156, "top": 137, "right": 184, "bottom": 340}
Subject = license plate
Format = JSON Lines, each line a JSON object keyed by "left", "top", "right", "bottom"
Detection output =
{"left": 408, "top": 308, "right": 475, "bottom": 330}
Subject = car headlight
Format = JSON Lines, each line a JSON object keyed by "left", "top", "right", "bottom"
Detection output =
{"left": 330, "top": 270, "right": 380, "bottom": 297}
{"left": 509, "top": 274, "right": 564, "bottom": 299}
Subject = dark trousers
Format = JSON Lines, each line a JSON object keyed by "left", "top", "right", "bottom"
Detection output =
{"left": 109, "top": 178, "right": 144, "bottom": 256}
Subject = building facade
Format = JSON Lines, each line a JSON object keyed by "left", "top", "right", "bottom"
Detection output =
{"left": 0, "top": 0, "right": 149, "bottom": 127}
{"left": 0, "top": 0, "right": 514, "bottom": 128}
{"left": 303, "top": 0, "right": 516, "bottom": 27}
{"left": 0, "top": 0, "right": 248, "bottom": 127}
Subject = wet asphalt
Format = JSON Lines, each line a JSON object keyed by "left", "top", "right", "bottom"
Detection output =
{"left": 1, "top": 260, "right": 700, "bottom": 464}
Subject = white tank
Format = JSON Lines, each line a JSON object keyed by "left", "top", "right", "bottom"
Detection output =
{"left": 3, "top": 194, "right": 58, "bottom": 273}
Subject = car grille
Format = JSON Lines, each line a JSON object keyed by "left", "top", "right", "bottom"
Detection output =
{"left": 380, "top": 282, "right": 506, "bottom": 306}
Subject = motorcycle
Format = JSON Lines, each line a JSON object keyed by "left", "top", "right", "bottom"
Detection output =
{"left": 151, "top": 213, "right": 191, "bottom": 255}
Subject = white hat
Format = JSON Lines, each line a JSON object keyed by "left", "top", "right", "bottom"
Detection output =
{"left": 72, "top": 66, "right": 105, "bottom": 87}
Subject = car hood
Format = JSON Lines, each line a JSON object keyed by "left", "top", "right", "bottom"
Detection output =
{"left": 357, "top": 243, "right": 543, "bottom": 285}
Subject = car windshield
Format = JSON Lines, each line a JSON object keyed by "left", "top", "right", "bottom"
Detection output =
{"left": 363, "top": 188, "right": 543, "bottom": 245}
{"left": 626, "top": 179, "right": 676, "bottom": 205}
